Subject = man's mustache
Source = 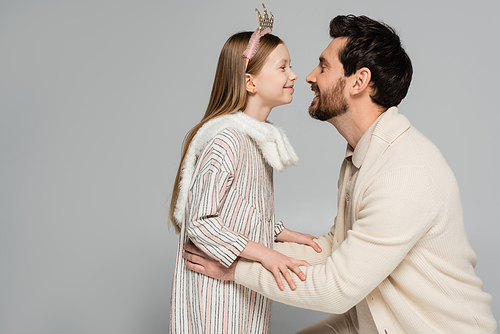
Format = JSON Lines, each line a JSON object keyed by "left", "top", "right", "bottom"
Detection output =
{"left": 310, "top": 83, "right": 320, "bottom": 95}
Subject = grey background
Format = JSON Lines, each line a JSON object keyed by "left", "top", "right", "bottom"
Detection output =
{"left": 1, "top": 0, "right": 498, "bottom": 333}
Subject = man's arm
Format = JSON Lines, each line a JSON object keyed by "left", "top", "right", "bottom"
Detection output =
{"left": 185, "top": 166, "right": 438, "bottom": 314}
{"left": 183, "top": 226, "right": 334, "bottom": 282}
{"left": 234, "top": 166, "right": 438, "bottom": 313}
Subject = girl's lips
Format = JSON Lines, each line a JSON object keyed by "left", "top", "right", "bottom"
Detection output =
{"left": 285, "top": 86, "right": 294, "bottom": 92}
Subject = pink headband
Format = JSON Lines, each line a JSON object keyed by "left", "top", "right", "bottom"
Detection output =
{"left": 243, "top": 28, "right": 272, "bottom": 68}
{"left": 243, "top": 4, "right": 274, "bottom": 70}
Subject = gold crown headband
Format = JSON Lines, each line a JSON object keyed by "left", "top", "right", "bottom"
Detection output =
{"left": 243, "top": 3, "right": 274, "bottom": 68}
{"left": 256, "top": 3, "right": 274, "bottom": 33}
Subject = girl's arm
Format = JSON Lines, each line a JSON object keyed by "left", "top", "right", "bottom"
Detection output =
{"left": 185, "top": 132, "right": 310, "bottom": 290}
{"left": 238, "top": 240, "right": 311, "bottom": 291}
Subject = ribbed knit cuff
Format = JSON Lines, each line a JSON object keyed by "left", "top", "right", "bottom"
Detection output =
{"left": 234, "top": 258, "right": 254, "bottom": 285}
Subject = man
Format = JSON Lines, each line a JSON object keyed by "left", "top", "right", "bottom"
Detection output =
{"left": 183, "top": 15, "right": 497, "bottom": 333}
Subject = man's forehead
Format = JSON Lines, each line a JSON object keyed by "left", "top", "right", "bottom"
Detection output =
{"left": 320, "top": 38, "right": 346, "bottom": 62}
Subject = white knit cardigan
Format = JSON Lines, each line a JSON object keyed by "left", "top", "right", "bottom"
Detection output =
{"left": 173, "top": 111, "right": 299, "bottom": 227}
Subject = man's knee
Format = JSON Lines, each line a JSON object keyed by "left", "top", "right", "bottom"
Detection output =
{"left": 295, "top": 314, "right": 357, "bottom": 334}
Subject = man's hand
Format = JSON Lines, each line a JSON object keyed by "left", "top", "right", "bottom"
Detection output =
{"left": 183, "top": 242, "right": 236, "bottom": 281}
{"left": 275, "top": 228, "right": 322, "bottom": 253}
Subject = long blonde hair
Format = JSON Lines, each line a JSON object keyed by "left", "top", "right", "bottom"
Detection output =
{"left": 168, "top": 31, "right": 284, "bottom": 233}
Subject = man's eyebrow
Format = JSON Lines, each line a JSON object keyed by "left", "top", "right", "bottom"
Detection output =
{"left": 319, "top": 56, "right": 329, "bottom": 65}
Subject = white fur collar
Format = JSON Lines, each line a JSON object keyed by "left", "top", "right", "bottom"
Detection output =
{"left": 174, "top": 111, "right": 298, "bottom": 226}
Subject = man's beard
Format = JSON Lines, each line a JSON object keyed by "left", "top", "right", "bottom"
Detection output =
{"left": 308, "top": 77, "right": 348, "bottom": 121}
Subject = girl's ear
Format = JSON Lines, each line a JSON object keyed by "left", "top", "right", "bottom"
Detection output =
{"left": 245, "top": 73, "right": 257, "bottom": 94}
{"left": 350, "top": 67, "right": 371, "bottom": 96}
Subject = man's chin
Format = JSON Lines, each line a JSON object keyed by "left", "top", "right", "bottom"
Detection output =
{"left": 309, "top": 106, "right": 329, "bottom": 121}
{"left": 308, "top": 101, "right": 321, "bottom": 120}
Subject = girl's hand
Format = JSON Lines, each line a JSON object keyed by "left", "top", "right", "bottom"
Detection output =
{"left": 239, "top": 240, "right": 311, "bottom": 290}
{"left": 275, "top": 228, "right": 322, "bottom": 253}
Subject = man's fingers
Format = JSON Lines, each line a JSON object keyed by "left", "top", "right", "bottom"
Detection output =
{"left": 305, "top": 238, "right": 322, "bottom": 253}
{"left": 311, "top": 240, "right": 322, "bottom": 253}
{"left": 185, "top": 260, "right": 207, "bottom": 275}
{"left": 182, "top": 249, "right": 207, "bottom": 266}
{"left": 183, "top": 242, "right": 207, "bottom": 257}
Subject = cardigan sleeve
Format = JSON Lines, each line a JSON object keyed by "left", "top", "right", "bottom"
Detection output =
{"left": 234, "top": 166, "right": 438, "bottom": 313}
{"left": 186, "top": 134, "right": 249, "bottom": 268}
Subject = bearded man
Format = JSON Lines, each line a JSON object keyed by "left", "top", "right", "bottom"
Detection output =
{"left": 183, "top": 15, "right": 497, "bottom": 333}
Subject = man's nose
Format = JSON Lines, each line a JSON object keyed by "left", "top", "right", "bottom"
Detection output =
{"left": 305, "top": 68, "right": 317, "bottom": 84}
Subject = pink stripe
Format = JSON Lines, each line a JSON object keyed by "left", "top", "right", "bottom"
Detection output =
{"left": 247, "top": 291, "right": 256, "bottom": 333}
{"left": 219, "top": 177, "right": 229, "bottom": 202}
{"left": 194, "top": 227, "right": 242, "bottom": 259}
{"left": 223, "top": 282, "right": 229, "bottom": 334}
{"left": 245, "top": 136, "right": 252, "bottom": 201}
{"left": 258, "top": 153, "right": 263, "bottom": 221}
{"left": 216, "top": 137, "right": 235, "bottom": 164}
{"left": 187, "top": 271, "right": 193, "bottom": 334}
{"left": 205, "top": 278, "right": 213, "bottom": 334}
{"left": 212, "top": 174, "right": 217, "bottom": 215}
{"left": 239, "top": 285, "right": 244, "bottom": 333}
{"left": 199, "top": 148, "right": 214, "bottom": 168}
{"left": 245, "top": 207, "right": 254, "bottom": 236}
{"left": 198, "top": 274, "right": 204, "bottom": 329}
{"left": 228, "top": 130, "right": 243, "bottom": 189}
{"left": 191, "top": 173, "right": 209, "bottom": 229}
{"left": 264, "top": 222, "right": 269, "bottom": 245}
{"left": 230, "top": 197, "right": 242, "bottom": 229}
{"left": 263, "top": 298, "right": 270, "bottom": 331}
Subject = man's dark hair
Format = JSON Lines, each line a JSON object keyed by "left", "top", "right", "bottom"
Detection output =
{"left": 330, "top": 15, "right": 413, "bottom": 108}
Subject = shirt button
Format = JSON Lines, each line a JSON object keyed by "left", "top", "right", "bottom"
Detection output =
{"left": 346, "top": 193, "right": 350, "bottom": 201}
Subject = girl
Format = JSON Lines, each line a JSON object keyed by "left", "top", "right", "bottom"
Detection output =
{"left": 169, "top": 9, "right": 321, "bottom": 333}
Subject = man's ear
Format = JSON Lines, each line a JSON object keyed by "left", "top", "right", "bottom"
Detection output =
{"left": 245, "top": 73, "right": 257, "bottom": 93}
{"left": 350, "top": 67, "right": 371, "bottom": 96}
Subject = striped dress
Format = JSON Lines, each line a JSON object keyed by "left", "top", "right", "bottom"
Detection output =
{"left": 170, "top": 112, "right": 298, "bottom": 334}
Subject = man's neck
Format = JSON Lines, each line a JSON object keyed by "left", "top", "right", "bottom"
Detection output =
{"left": 328, "top": 105, "right": 385, "bottom": 148}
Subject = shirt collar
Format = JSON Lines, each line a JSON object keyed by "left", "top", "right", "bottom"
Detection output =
{"left": 344, "top": 113, "right": 384, "bottom": 169}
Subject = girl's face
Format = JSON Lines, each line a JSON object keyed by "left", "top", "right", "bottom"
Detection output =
{"left": 251, "top": 44, "right": 297, "bottom": 109}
